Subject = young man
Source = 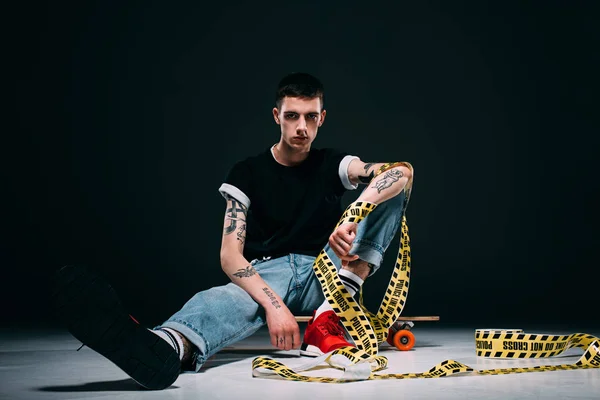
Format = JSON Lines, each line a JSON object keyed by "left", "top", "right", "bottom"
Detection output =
{"left": 53, "top": 72, "right": 413, "bottom": 390}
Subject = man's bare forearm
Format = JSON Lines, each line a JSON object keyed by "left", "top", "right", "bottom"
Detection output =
{"left": 221, "top": 196, "right": 285, "bottom": 312}
{"left": 356, "top": 165, "right": 412, "bottom": 205}
{"left": 221, "top": 252, "right": 283, "bottom": 310}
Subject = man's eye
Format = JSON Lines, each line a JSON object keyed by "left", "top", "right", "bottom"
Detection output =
{"left": 308, "top": 115, "right": 318, "bottom": 120}
{"left": 285, "top": 114, "right": 298, "bottom": 119}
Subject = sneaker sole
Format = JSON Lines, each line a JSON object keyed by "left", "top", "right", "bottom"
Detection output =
{"left": 52, "top": 264, "right": 181, "bottom": 390}
{"left": 299, "top": 343, "right": 323, "bottom": 357}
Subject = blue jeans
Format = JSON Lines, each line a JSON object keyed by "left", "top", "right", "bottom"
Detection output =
{"left": 159, "top": 191, "right": 406, "bottom": 371}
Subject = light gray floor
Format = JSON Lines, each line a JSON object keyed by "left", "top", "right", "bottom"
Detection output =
{"left": 1, "top": 325, "right": 599, "bottom": 400}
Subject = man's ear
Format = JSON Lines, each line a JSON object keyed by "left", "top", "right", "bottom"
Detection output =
{"left": 272, "top": 107, "right": 281, "bottom": 125}
{"left": 319, "top": 109, "right": 327, "bottom": 127}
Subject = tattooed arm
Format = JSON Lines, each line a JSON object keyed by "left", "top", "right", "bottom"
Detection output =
{"left": 328, "top": 159, "right": 414, "bottom": 268}
{"left": 346, "top": 159, "right": 413, "bottom": 205}
{"left": 219, "top": 196, "right": 300, "bottom": 350}
{"left": 219, "top": 196, "right": 274, "bottom": 302}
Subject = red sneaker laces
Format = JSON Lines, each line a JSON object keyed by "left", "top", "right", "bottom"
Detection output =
{"left": 321, "top": 314, "right": 345, "bottom": 337}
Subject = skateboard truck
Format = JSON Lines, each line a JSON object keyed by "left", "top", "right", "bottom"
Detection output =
{"left": 386, "top": 316, "right": 439, "bottom": 351}
{"left": 393, "top": 320, "right": 415, "bottom": 331}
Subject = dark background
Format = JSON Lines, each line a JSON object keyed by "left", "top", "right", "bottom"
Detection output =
{"left": 3, "top": 1, "right": 599, "bottom": 330}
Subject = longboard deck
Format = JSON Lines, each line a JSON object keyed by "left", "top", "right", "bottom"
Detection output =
{"left": 220, "top": 316, "right": 440, "bottom": 351}
{"left": 294, "top": 316, "right": 440, "bottom": 323}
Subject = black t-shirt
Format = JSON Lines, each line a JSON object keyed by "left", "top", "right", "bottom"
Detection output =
{"left": 219, "top": 146, "right": 358, "bottom": 261}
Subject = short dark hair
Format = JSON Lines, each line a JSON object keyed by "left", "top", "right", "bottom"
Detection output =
{"left": 275, "top": 72, "right": 325, "bottom": 110}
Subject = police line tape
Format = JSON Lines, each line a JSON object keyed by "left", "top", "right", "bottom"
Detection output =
{"left": 251, "top": 332, "right": 600, "bottom": 382}
{"left": 250, "top": 162, "right": 600, "bottom": 382}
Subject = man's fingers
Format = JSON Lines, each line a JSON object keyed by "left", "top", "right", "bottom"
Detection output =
{"left": 285, "top": 326, "right": 301, "bottom": 351}
{"left": 292, "top": 328, "right": 301, "bottom": 350}
{"left": 285, "top": 335, "right": 293, "bottom": 351}
{"left": 331, "top": 235, "right": 353, "bottom": 255}
{"left": 330, "top": 239, "right": 345, "bottom": 258}
{"left": 330, "top": 234, "right": 360, "bottom": 265}
{"left": 338, "top": 240, "right": 351, "bottom": 253}
{"left": 341, "top": 231, "right": 355, "bottom": 244}
{"left": 270, "top": 333, "right": 278, "bottom": 348}
{"left": 271, "top": 329, "right": 286, "bottom": 349}
{"left": 273, "top": 325, "right": 301, "bottom": 351}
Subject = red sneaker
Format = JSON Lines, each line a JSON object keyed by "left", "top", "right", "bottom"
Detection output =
{"left": 300, "top": 310, "right": 354, "bottom": 357}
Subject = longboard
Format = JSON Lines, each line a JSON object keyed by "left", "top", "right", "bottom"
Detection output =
{"left": 293, "top": 315, "right": 439, "bottom": 323}
{"left": 221, "top": 315, "right": 439, "bottom": 352}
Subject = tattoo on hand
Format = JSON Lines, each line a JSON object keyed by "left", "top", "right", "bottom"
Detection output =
{"left": 224, "top": 198, "right": 247, "bottom": 235}
{"left": 232, "top": 265, "right": 256, "bottom": 278}
{"left": 372, "top": 169, "right": 403, "bottom": 193}
{"left": 262, "top": 287, "right": 281, "bottom": 309}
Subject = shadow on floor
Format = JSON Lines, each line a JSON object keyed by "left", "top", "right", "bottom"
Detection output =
{"left": 201, "top": 351, "right": 301, "bottom": 370}
{"left": 35, "top": 378, "right": 179, "bottom": 392}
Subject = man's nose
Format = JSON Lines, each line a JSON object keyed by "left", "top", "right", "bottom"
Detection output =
{"left": 297, "top": 116, "right": 307, "bottom": 131}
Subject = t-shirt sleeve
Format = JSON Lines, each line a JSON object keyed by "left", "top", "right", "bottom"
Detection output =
{"left": 324, "top": 148, "right": 359, "bottom": 191}
{"left": 338, "top": 154, "right": 359, "bottom": 190}
{"left": 218, "top": 161, "right": 252, "bottom": 209}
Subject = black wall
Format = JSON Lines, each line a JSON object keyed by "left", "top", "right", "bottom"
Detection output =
{"left": 4, "top": 1, "right": 599, "bottom": 330}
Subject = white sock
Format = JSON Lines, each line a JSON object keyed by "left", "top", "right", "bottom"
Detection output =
{"left": 150, "top": 327, "right": 184, "bottom": 361}
{"left": 338, "top": 268, "right": 364, "bottom": 297}
{"left": 315, "top": 268, "right": 364, "bottom": 318}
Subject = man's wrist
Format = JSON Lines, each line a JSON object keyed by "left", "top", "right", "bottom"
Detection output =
{"left": 261, "top": 287, "right": 283, "bottom": 310}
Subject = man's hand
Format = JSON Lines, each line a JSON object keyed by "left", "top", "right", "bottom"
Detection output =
{"left": 329, "top": 222, "right": 359, "bottom": 267}
{"left": 265, "top": 304, "right": 301, "bottom": 351}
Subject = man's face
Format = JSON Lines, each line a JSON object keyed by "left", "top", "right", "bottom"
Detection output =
{"left": 273, "top": 96, "right": 326, "bottom": 150}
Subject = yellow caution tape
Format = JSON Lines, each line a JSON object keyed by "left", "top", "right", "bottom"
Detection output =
{"left": 253, "top": 339, "right": 600, "bottom": 382}
{"left": 251, "top": 161, "right": 600, "bottom": 382}
{"left": 475, "top": 329, "right": 600, "bottom": 359}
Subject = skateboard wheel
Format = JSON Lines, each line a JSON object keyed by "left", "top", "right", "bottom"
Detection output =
{"left": 393, "top": 330, "right": 415, "bottom": 351}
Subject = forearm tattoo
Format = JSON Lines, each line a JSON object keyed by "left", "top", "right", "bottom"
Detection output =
{"left": 372, "top": 169, "right": 403, "bottom": 193}
{"left": 236, "top": 223, "right": 246, "bottom": 245}
{"left": 262, "top": 287, "right": 281, "bottom": 309}
{"left": 232, "top": 265, "right": 256, "bottom": 278}
{"left": 358, "top": 163, "right": 376, "bottom": 184}
{"left": 224, "top": 198, "right": 247, "bottom": 244}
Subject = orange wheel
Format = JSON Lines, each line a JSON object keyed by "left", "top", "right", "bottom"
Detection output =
{"left": 393, "top": 330, "right": 415, "bottom": 351}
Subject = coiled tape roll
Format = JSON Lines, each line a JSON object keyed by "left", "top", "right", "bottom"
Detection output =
{"left": 251, "top": 162, "right": 600, "bottom": 382}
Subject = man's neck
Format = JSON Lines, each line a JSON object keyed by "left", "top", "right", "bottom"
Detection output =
{"left": 272, "top": 143, "right": 309, "bottom": 166}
